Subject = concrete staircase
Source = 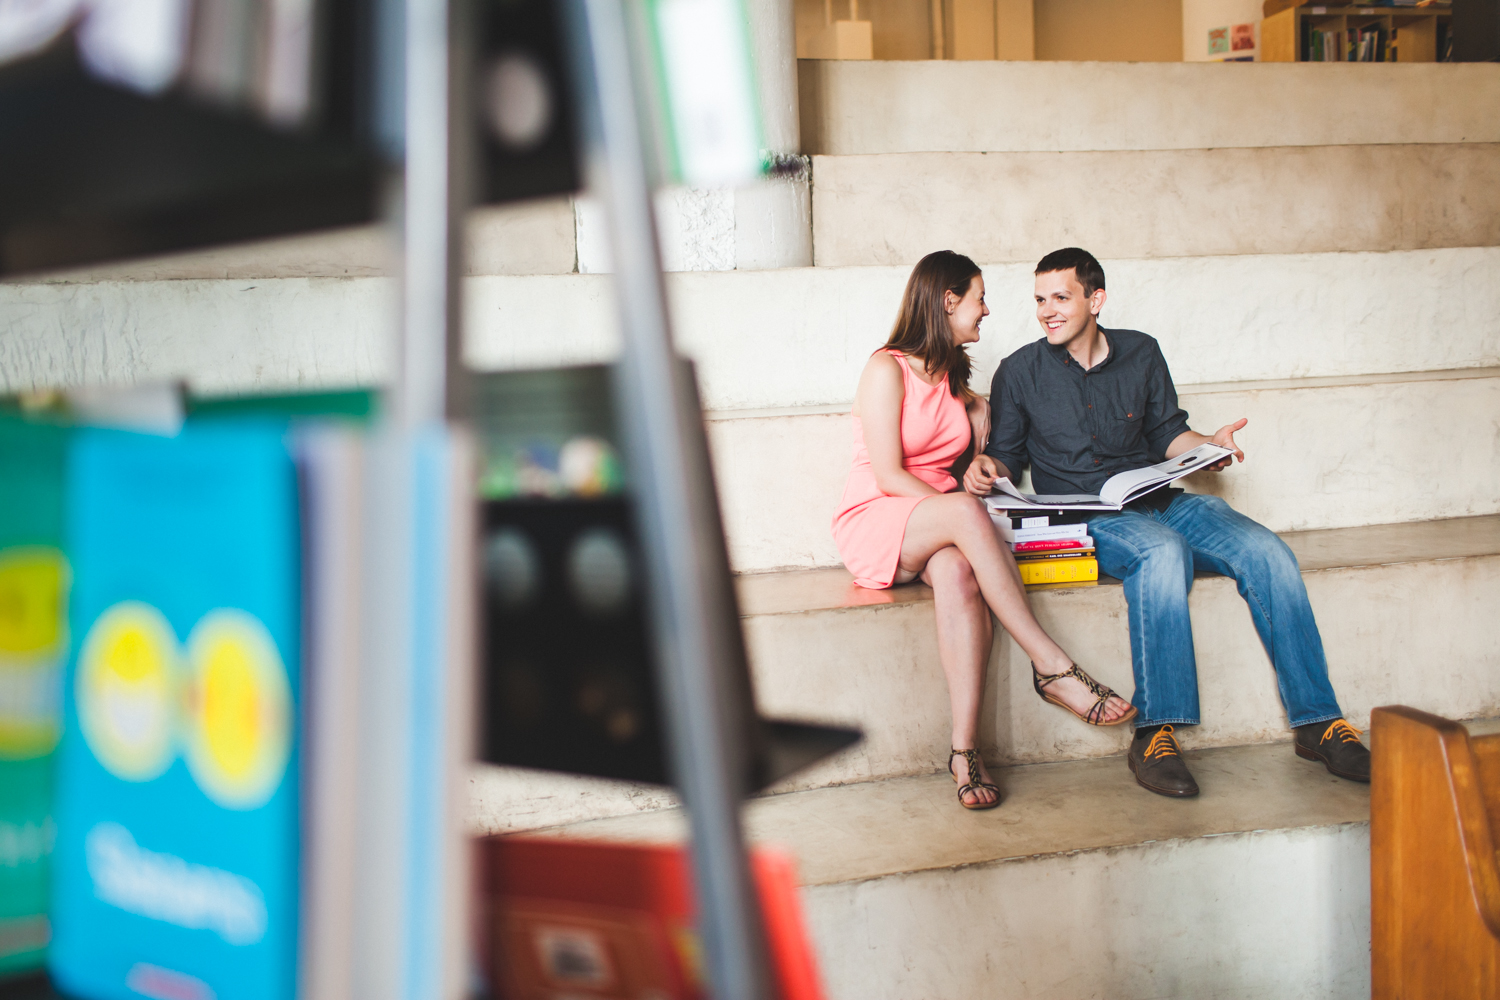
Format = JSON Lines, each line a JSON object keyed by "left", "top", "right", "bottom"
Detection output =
{"left": 471, "top": 61, "right": 1500, "bottom": 1000}
{"left": 4, "top": 58, "right": 1499, "bottom": 1000}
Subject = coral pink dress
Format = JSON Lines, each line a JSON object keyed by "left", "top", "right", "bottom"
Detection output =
{"left": 832, "top": 350, "right": 972, "bottom": 589}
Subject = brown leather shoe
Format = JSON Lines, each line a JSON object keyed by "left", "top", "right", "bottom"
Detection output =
{"left": 1127, "top": 725, "right": 1199, "bottom": 798}
{"left": 1294, "top": 719, "right": 1370, "bottom": 782}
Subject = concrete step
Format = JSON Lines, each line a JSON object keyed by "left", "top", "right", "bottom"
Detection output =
{"left": 709, "top": 368, "right": 1500, "bottom": 574}
{"left": 3, "top": 273, "right": 1494, "bottom": 572}
{"left": 810, "top": 144, "right": 1500, "bottom": 267}
{"left": 468, "top": 514, "right": 1500, "bottom": 835}
{"left": 488, "top": 720, "right": 1497, "bottom": 999}
{"left": 17, "top": 172, "right": 811, "bottom": 281}
{"left": 799, "top": 60, "right": 1500, "bottom": 155}
{"left": 19, "top": 198, "right": 578, "bottom": 281}
{"left": 6, "top": 247, "right": 1498, "bottom": 410}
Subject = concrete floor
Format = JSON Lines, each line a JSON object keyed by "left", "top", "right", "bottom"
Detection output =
{"left": 525, "top": 719, "right": 1500, "bottom": 887}
{"left": 513, "top": 722, "right": 1500, "bottom": 999}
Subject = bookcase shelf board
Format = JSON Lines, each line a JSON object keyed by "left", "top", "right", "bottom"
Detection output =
{"left": 1261, "top": 4, "right": 1452, "bottom": 62}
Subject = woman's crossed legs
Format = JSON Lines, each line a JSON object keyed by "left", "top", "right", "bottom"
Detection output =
{"left": 899, "top": 493, "right": 1132, "bottom": 806}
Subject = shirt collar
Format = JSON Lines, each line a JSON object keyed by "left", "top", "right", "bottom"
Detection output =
{"left": 1046, "top": 327, "right": 1113, "bottom": 371}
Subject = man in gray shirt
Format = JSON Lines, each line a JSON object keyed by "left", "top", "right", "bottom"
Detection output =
{"left": 964, "top": 247, "right": 1370, "bottom": 797}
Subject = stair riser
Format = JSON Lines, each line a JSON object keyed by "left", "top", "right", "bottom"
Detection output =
{"left": 749, "top": 554, "right": 1500, "bottom": 791}
{"left": 800, "top": 60, "right": 1500, "bottom": 155}
{"left": 472, "top": 249, "right": 1500, "bottom": 411}
{"left": 710, "top": 373, "right": 1500, "bottom": 573}
{"left": 23, "top": 199, "right": 577, "bottom": 282}
{"left": 0, "top": 278, "right": 394, "bottom": 397}
{"left": 7, "top": 247, "right": 1498, "bottom": 409}
{"left": 801, "top": 824, "right": 1370, "bottom": 1000}
{"left": 467, "top": 552, "right": 1500, "bottom": 830}
{"left": 811, "top": 145, "right": 1500, "bottom": 267}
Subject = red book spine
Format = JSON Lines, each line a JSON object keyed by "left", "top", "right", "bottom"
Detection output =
{"left": 1012, "top": 539, "right": 1087, "bottom": 553}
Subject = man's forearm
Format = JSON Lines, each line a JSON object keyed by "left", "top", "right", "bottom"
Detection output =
{"left": 1164, "top": 430, "right": 1210, "bottom": 459}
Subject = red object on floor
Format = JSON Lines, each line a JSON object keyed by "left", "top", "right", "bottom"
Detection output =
{"left": 476, "top": 835, "right": 827, "bottom": 1000}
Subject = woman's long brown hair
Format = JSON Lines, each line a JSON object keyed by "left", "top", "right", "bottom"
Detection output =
{"left": 882, "top": 250, "right": 980, "bottom": 400}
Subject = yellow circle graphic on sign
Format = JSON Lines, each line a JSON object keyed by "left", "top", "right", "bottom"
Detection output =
{"left": 183, "top": 610, "right": 291, "bottom": 810}
{"left": 76, "top": 601, "right": 178, "bottom": 781}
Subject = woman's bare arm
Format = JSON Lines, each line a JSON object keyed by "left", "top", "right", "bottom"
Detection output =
{"left": 855, "top": 352, "right": 942, "bottom": 498}
{"left": 966, "top": 395, "right": 990, "bottom": 456}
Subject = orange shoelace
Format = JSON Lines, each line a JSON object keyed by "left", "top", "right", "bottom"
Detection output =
{"left": 1144, "top": 725, "right": 1180, "bottom": 760}
{"left": 1321, "top": 719, "right": 1363, "bottom": 745}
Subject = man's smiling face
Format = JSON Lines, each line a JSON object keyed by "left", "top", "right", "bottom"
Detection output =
{"left": 1034, "top": 267, "right": 1103, "bottom": 348}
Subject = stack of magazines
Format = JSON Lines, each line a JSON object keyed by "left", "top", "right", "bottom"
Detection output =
{"left": 991, "top": 513, "right": 1098, "bottom": 587}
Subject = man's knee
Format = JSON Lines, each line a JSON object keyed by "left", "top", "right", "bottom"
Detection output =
{"left": 1137, "top": 530, "right": 1194, "bottom": 575}
{"left": 1119, "top": 528, "right": 1193, "bottom": 602}
{"left": 1237, "top": 522, "right": 1303, "bottom": 585}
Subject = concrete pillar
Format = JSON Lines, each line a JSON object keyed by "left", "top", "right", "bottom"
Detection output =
{"left": 734, "top": 0, "right": 812, "bottom": 270}
{"left": 748, "top": 0, "right": 801, "bottom": 154}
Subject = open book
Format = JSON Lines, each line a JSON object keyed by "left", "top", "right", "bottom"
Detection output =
{"left": 983, "top": 443, "right": 1233, "bottom": 512}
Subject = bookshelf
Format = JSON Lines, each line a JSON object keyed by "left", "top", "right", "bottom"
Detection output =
{"left": 1261, "top": 4, "right": 1452, "bottom": 61}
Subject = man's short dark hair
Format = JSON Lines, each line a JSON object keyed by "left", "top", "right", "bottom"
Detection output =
{"left": 1035, "top": 248, "right": 1105, "bottom": 297}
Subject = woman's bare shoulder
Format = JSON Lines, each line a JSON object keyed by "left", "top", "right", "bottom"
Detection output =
{"left": 854, "top": 349, "right": 903, "bottom": 418}
{"left": 864, "top": 348, "right": 901, "bottom": 376}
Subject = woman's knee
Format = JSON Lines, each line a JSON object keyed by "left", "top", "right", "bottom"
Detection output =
{"left": 926, "top": 547, "right": 980, "bottom": 598}
{"left": 947, "top": 493, "right": 993, "bottom": 534}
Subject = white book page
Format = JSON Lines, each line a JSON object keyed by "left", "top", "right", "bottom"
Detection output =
{"left": 984, "top": 479, "right": 1115, "bottom": 511}
{"left": 1097, "top": 443, "right": 1233, "bottom": 507}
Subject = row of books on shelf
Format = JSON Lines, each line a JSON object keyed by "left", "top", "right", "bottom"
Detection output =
{"left": 1305, "top": 24, "right": 1392, "bottom": 61}
{"left": 994, "top": 513, "right": 1099, "bottom": 587}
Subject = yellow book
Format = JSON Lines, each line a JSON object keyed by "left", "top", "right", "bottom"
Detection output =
{"left": 1018, "top": 556, "right": 1098, "bottom": 586}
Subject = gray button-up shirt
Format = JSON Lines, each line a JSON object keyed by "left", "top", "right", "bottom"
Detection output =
{"left": 984, "top": 327, "right": 1191, "bottom": 498}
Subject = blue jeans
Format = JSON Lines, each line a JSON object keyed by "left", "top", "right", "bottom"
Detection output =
{"left": 1086, "top": 493, "right": 1343, "bottom": 730}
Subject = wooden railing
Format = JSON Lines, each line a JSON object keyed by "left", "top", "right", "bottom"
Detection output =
{"left": 1372, "top": 706, "right": 1500, "bottom": 997}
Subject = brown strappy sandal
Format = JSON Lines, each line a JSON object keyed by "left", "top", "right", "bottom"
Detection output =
{"left": 948, "top": 748, "right": 1001, "bottom": 811}
{"left": 1032, "top": 662, "right": 1138, "bottom": 727}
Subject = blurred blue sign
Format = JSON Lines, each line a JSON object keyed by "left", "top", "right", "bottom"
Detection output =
{"left": 49, "top": 422, "right": 301, "bottom": 1000}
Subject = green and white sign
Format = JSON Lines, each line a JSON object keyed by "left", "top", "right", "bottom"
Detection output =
{"left": 644, "top": 0, "right": 763, "bottom": 187}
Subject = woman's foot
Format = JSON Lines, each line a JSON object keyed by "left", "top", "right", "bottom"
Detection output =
{"left": 949, "top": 748, "right": 1000, "bottom": 808}
{"left": 1032, "top": 660, "right": 1134, "bottom": 724}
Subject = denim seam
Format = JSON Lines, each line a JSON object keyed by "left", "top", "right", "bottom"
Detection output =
{"left": 1135, "top": 717, "right": 1199, "bottom": 728}
{"left": 1097, "top": 523, "right": 1157, "bottom": 722}
{"left": 1227, "top": 555, "right": 1275, "bottom": 636}
{"left": 1289, "top": 711, "right": 1343, "bottom": 729}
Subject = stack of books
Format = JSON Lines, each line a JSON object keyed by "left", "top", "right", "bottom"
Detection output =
{"left": 992, "top": 512, "right": 1099, "bottom": 587}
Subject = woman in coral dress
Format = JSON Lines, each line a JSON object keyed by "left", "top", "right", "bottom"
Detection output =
{"left": 833, "top": 251, "right": 1134, "bottom": 810}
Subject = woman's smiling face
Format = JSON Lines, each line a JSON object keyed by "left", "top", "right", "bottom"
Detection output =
{"left": 946, "top": 275, "right": 988, "bottom": 346}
